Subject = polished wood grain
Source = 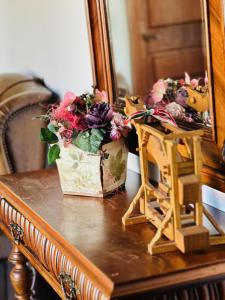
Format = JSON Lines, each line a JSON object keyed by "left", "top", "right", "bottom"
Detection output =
{"left": 2, "top": 169, "right": 225, "bottom": 299}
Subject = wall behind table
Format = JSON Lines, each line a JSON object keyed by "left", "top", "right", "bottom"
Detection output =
{"left": 0, "top": 0, "right": 93, "bottom": 97}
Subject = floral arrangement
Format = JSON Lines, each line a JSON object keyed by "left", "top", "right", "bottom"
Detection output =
{"left": 39, "top": 89, "right": 130, "bottom": 164}
{"left": 145, "top": 72, "right": 211, "bottom": 126}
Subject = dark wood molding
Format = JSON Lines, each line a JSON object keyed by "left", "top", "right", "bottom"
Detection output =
{"left": 85, "top": 0, "right": 115, "bottom": 104}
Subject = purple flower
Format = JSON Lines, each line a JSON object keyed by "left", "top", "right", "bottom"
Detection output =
{"left": 85, "top": 102, "right": 113, "bottom": 129}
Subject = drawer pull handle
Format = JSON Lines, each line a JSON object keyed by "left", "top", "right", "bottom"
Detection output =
{"left": 9, "top": 222, "right": 24, "bottom": 245}
{"left": 59, "top": 272, "right": 80, "bottom": 300}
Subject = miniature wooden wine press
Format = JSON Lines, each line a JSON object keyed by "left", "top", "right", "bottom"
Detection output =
{"left": 122, "top": 97, "right": 225, "bottom": 255}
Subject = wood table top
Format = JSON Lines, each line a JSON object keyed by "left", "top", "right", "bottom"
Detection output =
{"left": 1, "top": 168, "right": 225, "bottom": 297}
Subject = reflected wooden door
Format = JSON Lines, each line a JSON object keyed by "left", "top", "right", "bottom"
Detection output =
{"left": 127, "top": 0, "right": 205, "bottom": 96}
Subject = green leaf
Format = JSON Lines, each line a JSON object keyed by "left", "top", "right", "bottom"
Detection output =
{"left": 40, "top": 128, "right": 58, "bottom": 144}
{"left": 47, "top": 123, "right": 58, "bottom": 134}
{"left": 89, "top": 129, "right": 105, "bottom": 153}
{"left": 73, "top": 130, "right": 91, "bottom": 152}
{"left": 33, "top": 114, "right": 50, "bottom": 121}
{"left": 48, "top": 144, "right": 60, "bottom": 164}
{"left": 73, "top": 129, "right": 105, "bottom": 153}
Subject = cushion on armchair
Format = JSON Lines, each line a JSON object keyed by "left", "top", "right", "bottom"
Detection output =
{"left": 0, "top": 73, "right": 58, "bottom": 174}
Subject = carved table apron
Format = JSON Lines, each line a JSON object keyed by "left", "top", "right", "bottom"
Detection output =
{"left": 1, "top": 169, "right": 225, "bottom": 299}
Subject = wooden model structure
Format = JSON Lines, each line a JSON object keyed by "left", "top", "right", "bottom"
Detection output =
{"left": 123, "top": 97, "right": 225, "bottom": 254}
{"left": 186, "top": 87, "right": 209, "bottom": 112}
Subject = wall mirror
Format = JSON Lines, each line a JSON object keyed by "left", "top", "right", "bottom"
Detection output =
{"left": 87, "top": 0, "right": 225, "bottom": 192}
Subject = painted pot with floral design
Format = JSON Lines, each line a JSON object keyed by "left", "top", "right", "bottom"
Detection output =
{"left": 38, "top": 88, "right": 130, "bottom": 197}
{"left": 56, "top": 138, "right": 128, "bottom": 197}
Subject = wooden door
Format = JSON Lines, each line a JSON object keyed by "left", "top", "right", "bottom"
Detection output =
{"left": 127, "top": 0, "right": 205, "bottom": 96}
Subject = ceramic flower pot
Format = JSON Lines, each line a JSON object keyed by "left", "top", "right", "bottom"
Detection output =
{"left": 56, "top": 139, "right": 128, "bottom": 197}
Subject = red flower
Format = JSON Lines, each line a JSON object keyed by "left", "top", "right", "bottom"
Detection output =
{"left": 70, "top": 115, "right": 87, "bottom": 131}
{"left": 52, "top": 105, "right": 74, "bottom": 122}
{"left": 179, "top": 79, "right": 185, "bottom": 86}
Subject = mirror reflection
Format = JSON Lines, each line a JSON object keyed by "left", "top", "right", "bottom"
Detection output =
{"left": 107, "top": 0, "right": 211, "bottom": 127}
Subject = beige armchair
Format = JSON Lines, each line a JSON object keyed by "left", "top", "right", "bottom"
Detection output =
{"left": 0, "top": 73, "right": 58, "bottom": 175}
{"left": 0, "top": 73, "right": 59, "bottom": 299}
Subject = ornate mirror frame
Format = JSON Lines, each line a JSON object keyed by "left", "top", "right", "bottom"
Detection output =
{"left": 86, "top": 0, "right": 225, "bottom": 192}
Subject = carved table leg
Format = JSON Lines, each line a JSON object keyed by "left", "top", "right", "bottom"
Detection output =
{"left": 8, "top": 244, "right": 35, "bottom": 300}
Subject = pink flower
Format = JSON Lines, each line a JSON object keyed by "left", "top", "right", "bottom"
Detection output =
{"left": 59, "top": 128, "right": 73, "bottom": 146}
{"left": 60, "top": 129, "right": 73, "bottom": 139}
{"left": 110, "top": 112, "right": 130, "bottom": 139}
{"left": 61, "top": 91, "right": 76, "bottom": 108}
{"left": 95, "top": 89, "right": 108, "bottom": 103}
{"left": 111, "top": 112, "right": 125, "bottom": 127}
{"left": 190, "top": 79, "right": 198, "bottom": 89}
{"left": 151, "top": 80, "right": 166, "bottom": 104}
{"left": 165, "top": 102, "right": 185, "bottom": 118}
{"left": 58, "top": 125, "right": 66, "bottom": 134}
{"left": 110, "top": 128, "right": 121, "bottom": 140}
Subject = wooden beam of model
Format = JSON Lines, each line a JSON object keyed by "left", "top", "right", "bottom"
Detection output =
{"left": 122, "top": 96, "right": 225, "bottom": 255}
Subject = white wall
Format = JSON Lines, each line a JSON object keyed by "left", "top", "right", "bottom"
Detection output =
{"left": 0, "top": 0, "right": 93, "bottom": 97}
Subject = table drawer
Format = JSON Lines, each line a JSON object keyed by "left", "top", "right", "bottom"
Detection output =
{"left": 0, "top": 196, "right": 108, "bottom": 300}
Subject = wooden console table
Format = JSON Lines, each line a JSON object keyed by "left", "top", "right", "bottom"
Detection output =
{"left": 1, "top": 169, "right": 225, "bottom": 299}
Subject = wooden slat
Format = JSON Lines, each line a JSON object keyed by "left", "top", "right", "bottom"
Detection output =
{"left": 152, "top": 47, "right": 205, "bottom": 80}
{"left": 146, "top": 22, "right": 202, "bottom": 53}
{"left": 147, "top": 0, "right": 202, "bottom": 27}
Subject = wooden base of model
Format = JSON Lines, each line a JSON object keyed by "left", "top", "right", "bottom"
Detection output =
{"left": 122, "top": 121, "right": 225, "bottom": 255}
